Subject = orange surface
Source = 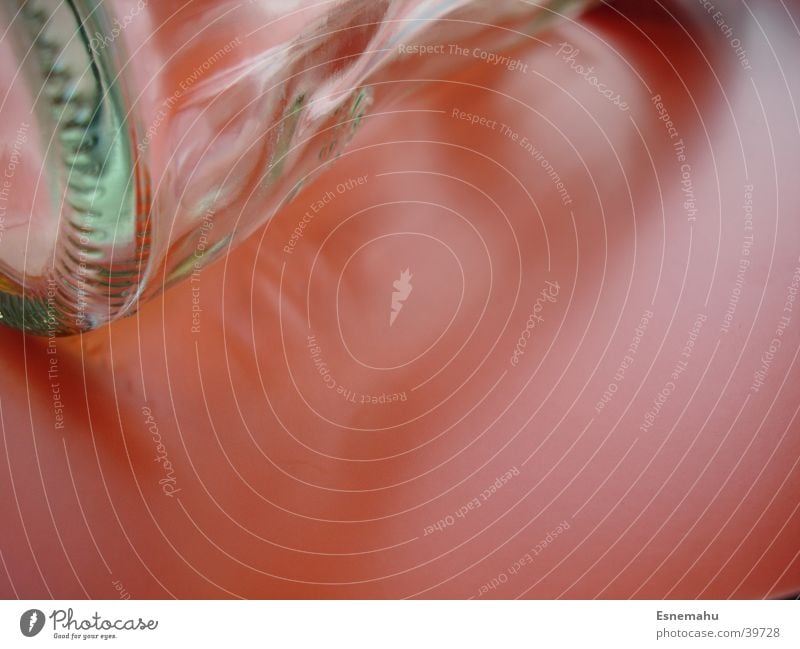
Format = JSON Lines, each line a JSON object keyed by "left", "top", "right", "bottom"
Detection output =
{"left": 1, "top": 0, "right": 799, "bottom": 599}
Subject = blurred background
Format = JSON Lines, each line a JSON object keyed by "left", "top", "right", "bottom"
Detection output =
{"left": 1, "top": 0, "right": 799, "bottom": 599}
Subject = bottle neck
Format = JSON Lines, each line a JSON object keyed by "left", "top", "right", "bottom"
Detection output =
{"left": 110, "top": 0, "right": 569, "bottom": 287}
{"left": 0, "top": 0, "right": 596, "bottom": 334}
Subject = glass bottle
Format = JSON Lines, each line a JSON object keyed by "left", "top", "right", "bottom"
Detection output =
{"left": 0, "top": 0, "right": 594, "bottom": 335}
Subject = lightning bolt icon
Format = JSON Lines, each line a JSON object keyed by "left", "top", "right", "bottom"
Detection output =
{"left": 390, "top": 268, "right": 413, "bottom": 326}
{"left": 28, "top": 611, "right": 37, "bottom": 632}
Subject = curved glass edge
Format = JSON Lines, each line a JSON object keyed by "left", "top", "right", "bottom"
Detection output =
{"left": 0, "top": 0, "right": 147, "bottom": 336}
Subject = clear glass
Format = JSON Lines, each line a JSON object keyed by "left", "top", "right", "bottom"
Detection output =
{"left": 0, "top": 0, "right": 594, "bottom": 335}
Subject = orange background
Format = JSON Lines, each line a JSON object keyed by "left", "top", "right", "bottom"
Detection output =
{"left": 1, "top": 0, "right": 799, "bottom": 598}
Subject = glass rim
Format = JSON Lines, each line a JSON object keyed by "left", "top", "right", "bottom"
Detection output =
{"left": 0, "top": 0, "right": 147, "bottom": 336}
